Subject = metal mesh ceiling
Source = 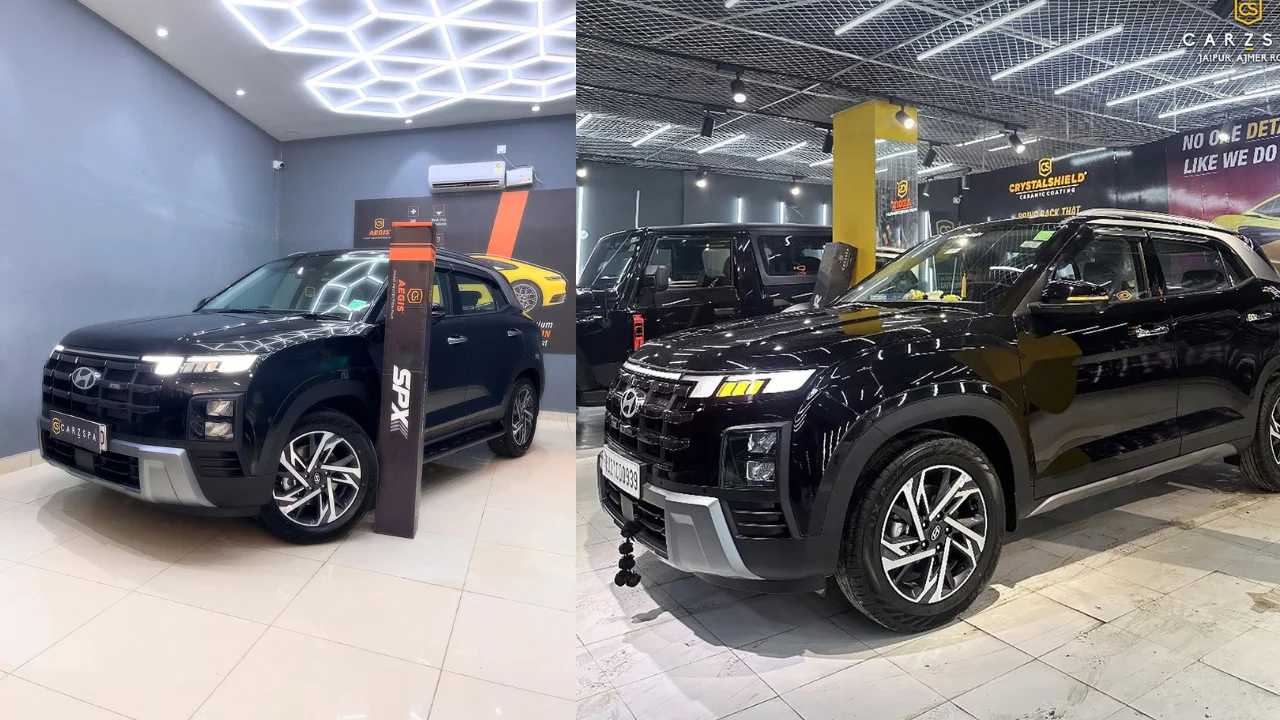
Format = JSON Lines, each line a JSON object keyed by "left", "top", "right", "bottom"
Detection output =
{"left": 577, "top": 0, "right": 1280, "bottom": 184}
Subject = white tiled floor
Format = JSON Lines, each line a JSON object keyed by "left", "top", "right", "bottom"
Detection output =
{"left": 0, "top": 413, "right": 574, "bottom": 720}
{"left": 577, "top": 452, "right": 1280, "bottom": 720}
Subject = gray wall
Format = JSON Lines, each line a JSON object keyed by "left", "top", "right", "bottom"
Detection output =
{"left": 578, "top": 162, "right": 834, "bottom": 270}
{"left": 0, "top": 0, "right": 281, "bottom": 457}
{"left": 578, "top": 162, "right": 684, "bottom": 266}
{"left": 277, "top": 117, "right": 577, "bottom": 412}
{"left": 279, "top": 117, "right": 576, "bottom": 256}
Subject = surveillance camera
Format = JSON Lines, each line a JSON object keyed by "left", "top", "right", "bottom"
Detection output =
{"left": 272, "top": 160, "right": 285, "bottom": 171}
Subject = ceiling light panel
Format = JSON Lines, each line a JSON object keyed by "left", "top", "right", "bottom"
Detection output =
{"left": 1105, "top": 69, "right": 1235, "bottom": 106}
{"left": 223, "top": 0, "right": 576, "bottom": 118}
{"left": 991, "top": 24, "right": 1124, "bottom": 81}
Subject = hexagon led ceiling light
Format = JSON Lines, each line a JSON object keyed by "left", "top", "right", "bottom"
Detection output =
{"left": 223, "top": 0, "right": 575, "bottom": 119}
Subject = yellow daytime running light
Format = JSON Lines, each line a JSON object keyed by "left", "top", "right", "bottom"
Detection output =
{"left": 717, "top": 379, "right": 766, "bottom": 397}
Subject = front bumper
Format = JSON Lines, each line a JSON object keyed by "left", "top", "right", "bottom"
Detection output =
{"left": 598, "top": 450, "right": 840, "bottom": 592}
{"left": 37, "top": 415, "right": 267, "bottom": 515}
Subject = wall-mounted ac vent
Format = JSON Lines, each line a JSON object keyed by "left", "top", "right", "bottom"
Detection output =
{"left": 428, "top": 161, "right": 507, "bottom": 193}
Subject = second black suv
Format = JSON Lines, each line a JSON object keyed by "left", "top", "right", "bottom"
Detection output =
{"left": 597, "top": 209, "right": 1280, "bottom": 632}
{"left": 39, "top": 249, "right": 543, "bottom": 542}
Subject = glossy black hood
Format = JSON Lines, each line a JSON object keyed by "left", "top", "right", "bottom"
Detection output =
{"left": 59, "top": 312, "right": 371, "bottom": 357}
{"left": 628, "top": 303, "right": 978, "bottom": 373}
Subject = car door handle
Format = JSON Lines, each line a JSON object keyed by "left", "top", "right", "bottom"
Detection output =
{"left": 713, "top": 307, "right": 735, "bottom": 318}
{"left": 507, "top": 329, "right": 522, "bottom": 337}
{"left": 447, "top": 335, "right": 467, "bottom": 345}
{"left": 1131, "top": 324, "right": 1170, "bottom": 339}
{"left": 1247, "top": 311, "right": 1274, "bottom": 323}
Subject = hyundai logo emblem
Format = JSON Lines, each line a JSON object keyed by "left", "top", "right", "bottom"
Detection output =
{"left": 70, "top": 367, "right": 102, "bottom": 391}
{"left": 619, "top": 387, "right": 644, "bottom": 419}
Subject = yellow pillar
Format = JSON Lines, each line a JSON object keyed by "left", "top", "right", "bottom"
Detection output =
{"left": 832, "top": 100, "right": 917, "bottom": 283}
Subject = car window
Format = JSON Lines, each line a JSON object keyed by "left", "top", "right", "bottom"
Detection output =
{"left": 456, "top": 273, "right": 505, "bottom": 314}
{"left": 756, "top": 234, "right": 828, "bottom": 277}
{"left": 1050, "top": 230, "right": 1149, "bottom": 301}
{"left": 651, "top": 234, "right": 735, "bottom": 288}
{"left": 1255, "top": 195, "right": 1280, "bottom": 217}
{"left": 1151, "top": 238, "right": 1238, "bottom": 296}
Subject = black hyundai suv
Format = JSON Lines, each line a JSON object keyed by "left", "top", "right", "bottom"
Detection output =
{"left": 597, "top": 209, "right": 1280, "bottom": 632}
{"left": 39, "top": 248, "right": 543, "bottom": 543}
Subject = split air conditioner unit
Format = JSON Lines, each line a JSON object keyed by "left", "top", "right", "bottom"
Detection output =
{"left": 428, "top": 161, "right": 507, "bottom": 193}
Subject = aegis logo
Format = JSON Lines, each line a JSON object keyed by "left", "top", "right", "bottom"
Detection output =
{"left": 389, "top": 365, "right": 411, "bottom": 439}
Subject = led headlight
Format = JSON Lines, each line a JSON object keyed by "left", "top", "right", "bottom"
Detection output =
{"left": 689, "top": 369, "right": 817, "bottom": 399}
{"left": 204, "top": 398, "right": 236, "bottom": 417}
{"left": 722, "top": 427, "right": 783, "bottom": 490}
{"left": 144, "top": 354, "right": 259, "bottom": 376}
{"left": 203, "top": 422, "right": 234, "bottom": 440}
{"left": 189, "top": 397, "right": 238, "bottom": 442}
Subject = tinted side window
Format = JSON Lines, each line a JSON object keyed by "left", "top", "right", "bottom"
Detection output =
{"left": 651, "top": 235, "right": 734, "bottom": 287}
{"left": 756, "top": 234, "right": 828, "bottom": 277}
{"left": 1050, "top": 229, "right": 1149, "bottom": 301}
{"left": 1256, "top": 195, "right": 1280, "bottom": 217}
{"left": 456, "top": 273, "right": 506, "bottom": 314}
{"left": 1151, "top": 238, "right": 1237, "bottom": 296}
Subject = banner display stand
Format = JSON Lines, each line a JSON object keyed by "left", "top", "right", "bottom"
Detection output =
{"left": 374, "top": 222, "right": 437, "bottom": 538}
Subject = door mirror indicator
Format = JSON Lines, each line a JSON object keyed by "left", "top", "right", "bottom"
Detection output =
{"left": 641, "top": 265, "right": 670, "bottom": 293}
{"left": 1029, "top": 280, "right": 1109, "bottom": 314}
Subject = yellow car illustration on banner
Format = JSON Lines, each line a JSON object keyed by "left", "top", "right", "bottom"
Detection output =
{"left": 469, "top": 254, "right": 567, "bottom": 313}
{"left": 1214, "top": 193, "right": 1280, "bottom": 264}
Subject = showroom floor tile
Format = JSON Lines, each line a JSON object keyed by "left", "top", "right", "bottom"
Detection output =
{"left": 0, "top": 417, "right": 573, "bottom": 719}
{"left": 576, "top": 451, "right": 1280, "bottom": 720}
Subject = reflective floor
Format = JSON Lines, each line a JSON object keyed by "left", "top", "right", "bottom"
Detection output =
{"left": 577, "top": 410, "right": 1280, "bottom": 720}
{"left": 0, "top": 414, "right": 574, "bottom": 720}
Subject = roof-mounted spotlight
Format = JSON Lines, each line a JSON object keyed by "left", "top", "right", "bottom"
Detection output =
{"left": 576, "top": 160, "right": 587, "bottom": 178}
{"left": 695, "top": 169, "right": 709, "bottom": 188}
{"left": 1009, "top": 131, "right": 1026, "bottom": 153}
{"left": 1214, "top": 127, "right": 1232, "bottom": 143}
{"left": 700, "top": 112, "right": 716, "bottom": 138}
{"left": 790, "top": 179, "right": 802, "bottom": 196}
{"left": 895, "top": 103, "right": 915, "bottom": 129}
{"left": 922, "top": 144, "right": 938, "bottom": 167}
{"left": 821, "top": 129, "right": 834, "bottom": 154}
{"left": 730, "top": 74, "right": 747, "bottom": 104}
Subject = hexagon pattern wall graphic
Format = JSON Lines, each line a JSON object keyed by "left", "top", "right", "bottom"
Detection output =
{"left": 223, "top": 0, "right": 575, "bottom": 118}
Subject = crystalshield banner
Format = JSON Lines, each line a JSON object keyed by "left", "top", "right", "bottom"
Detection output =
{"left": 374, "top": 222, "right": 437, "bottom": 539}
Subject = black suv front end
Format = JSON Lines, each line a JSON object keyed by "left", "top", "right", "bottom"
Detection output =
{"left": 39, "top": 343, "right": 293, "bottom": 515}
{"left": 598, "top": 354, "right": 845, "bottom": 592}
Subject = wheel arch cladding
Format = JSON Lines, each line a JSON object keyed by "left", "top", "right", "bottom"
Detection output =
{"left": 255, "top": 380, "right": 377, "bottom": 476}
{"left": 820, "top": 391, "right": 1031, "bottom": 537}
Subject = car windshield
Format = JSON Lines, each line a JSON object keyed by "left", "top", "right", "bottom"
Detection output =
{"left": 579, "top": 230, "right": 642, "bottom": 289}
{"left": 835, "top": 221, "right": 1061, "bottom": 308}
{"left": 201, "top": 254, "right": 388, "bottom": 320}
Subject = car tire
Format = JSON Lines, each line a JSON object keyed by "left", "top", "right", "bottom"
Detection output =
{"left": 1241, "top": 376, "right": 1280, "bottom": 492}
{"left": 835, "top": 430, "right": 1004, "bottom": 633}
{"left": 258, "top": 409, "right": 378, "bottom": 544}
{"left": 489, "top": 377, "right": 538, "bottom": 458}
{"left": 511, "top": 281, "right": 542, "bottom": 313}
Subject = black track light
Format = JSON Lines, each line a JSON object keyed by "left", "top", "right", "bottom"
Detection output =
{"left": 700, "top": 112, "right": 716, "bottom": 138}
{"left": 576, "top": 160, "right": 587, "bottom": 178}
{"left": 922, "top": 144, "right": 938, "bottom": 167}
{"left": 821, "top": 129, "right": 834, "bottom": 154}
{"left": 922, "top": 182, "right": 931, "bottom": 198}
{"left": 730, "top": 75, "right": 747, "bottom": 104}
{"left": 895, "top": 103, "right": 915, "bottom": 130}
{"left": 1009, "top": 131, "right": 1026, "bottom": 153}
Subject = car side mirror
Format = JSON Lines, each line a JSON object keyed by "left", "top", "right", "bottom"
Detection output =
{"left": 641, "top": 265, "right": 669, "bottom": 293}
{"left": 431, "top": 303, "right": 446, "bottom": 319}
{"left": 1028, "top": 280, "right": 1109, "bottom": 314}
{"left": 194, "top": 297, "right": 211, "bottom": 311}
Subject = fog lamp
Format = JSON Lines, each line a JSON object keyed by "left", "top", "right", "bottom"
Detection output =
{"left": 204, "top": 399, "right": 235, "bottom": 417}
{"left": 745, "top": 460, "right": 775, "bottom": 487}
{"left": 204, "top": 422, "right": 234, "bottom": 440}
{"left": 747, "top": 431, "right": 777, "bottom": 454}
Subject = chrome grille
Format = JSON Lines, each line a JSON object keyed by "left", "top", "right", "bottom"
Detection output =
{"left": 43, "top": 349, "right": 161, "bottom": 434}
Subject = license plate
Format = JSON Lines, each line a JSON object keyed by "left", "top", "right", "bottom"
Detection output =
{"left": 49, "top": 412, "right": 108, "bottom": 454}
{"left": 601, "top": 446, "right": 642, "bottom": 499}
